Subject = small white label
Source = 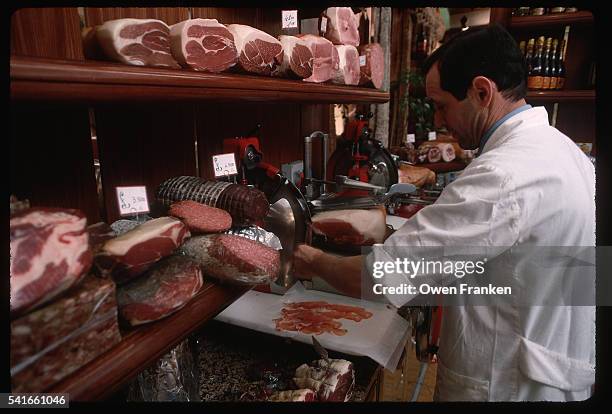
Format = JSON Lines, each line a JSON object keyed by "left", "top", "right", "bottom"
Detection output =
{"left": 212, "top": 153, "right": 238, "bottom": 177}
{"left": 282, "top": 10, "right": 298, "bottom": 29}
{"left": 428, "top": 131, "right": 437, "bottom": 141}
{"left": 406, "top": 133, "right": 416, "bottom": 143}
{"left": 116, "top": 186, "right": 149, "bottom": 216}
{"left": 320, "top": 16, "right": 328, "bottom": 32}
{"left": 359, "top": 55, "right": 366, "bottom": 66}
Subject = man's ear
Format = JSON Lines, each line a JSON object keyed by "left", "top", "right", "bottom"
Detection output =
{"left": 470, "top": 76, "right": 495, "bottom": 108}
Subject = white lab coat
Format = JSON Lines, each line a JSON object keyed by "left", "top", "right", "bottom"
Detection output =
{"left": 375, "top": 106, "right": 595, "bottom": 401}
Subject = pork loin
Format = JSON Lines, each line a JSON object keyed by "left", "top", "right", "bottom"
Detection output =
{"left": 85, "top": 18, "right": 180, "bottom": 68}
{"left": 226, "top": 24, "right": 283, "bottom": 75}
{"left": 97, "top": 217, "right": 190, "bottom": 284}
{"left": 323, "top": 7, "right": 360, "bottom": 46}
{"left": 311, "top": 207, "right": 386, "bottom": 245}
{"left": 179, "top": 234, "right": 280, "bottom": 285}
{"left": 298, "top": 34, "right": 339, "bottom": 83}
{"left": 169, "top": 18, "right": 238, "bottom": 73}
{"left": 10, "top": 208, "right": 92, "bottom": 316}
{"left": 358, "top": 43, "right": 384, "bottom": 89}
{"left": 272, "top": 35, "right": 314, "bottom": 79}
{"left": 331, "top": 44, "right": 360, "bottom": 85}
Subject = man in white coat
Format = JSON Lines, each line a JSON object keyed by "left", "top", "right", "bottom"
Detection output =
{"left": 293, "top": 24, "right": 595, "bottom": 401}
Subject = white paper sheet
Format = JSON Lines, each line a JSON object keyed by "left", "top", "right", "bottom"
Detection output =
{"left": 215, "top": 282, "right": 411, "bottom": 371}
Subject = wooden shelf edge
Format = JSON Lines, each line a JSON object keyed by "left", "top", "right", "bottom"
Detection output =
{"left": 44, "top": 281, "right": 249, "bottom": 401}
{"left": 10, "top": 56, "right": 390, "bottom": 104}
{"left": 526, "top": 90, "right": 595, "bottom": 102}
{"left": 510, "top": 11, "right": 593, "bottom": 28}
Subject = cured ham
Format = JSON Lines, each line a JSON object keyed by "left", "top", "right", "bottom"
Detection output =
{"left": 274, "top": 301, "right": 372, "bottom": 336}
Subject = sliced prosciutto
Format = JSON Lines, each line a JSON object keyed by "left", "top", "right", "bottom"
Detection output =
{"left": 226, "top": 24, "right": 283, "bottom": 75}
{"left": 331, "top": 45, "right": 360, "bottom": 85}
{"left": 298, "top": 34, "right": 339, "bottom": 83}
{"left": 323, "top": 7, "right": 360, "bottom": 46}
{"left": 272, "top": 35, "right": 314, "bottom": 79}
{"left": 169, "top": 18, "right": 238, "bottom": 73}
{"left": 88, "top": 18, "right": 180, "bottom": 68}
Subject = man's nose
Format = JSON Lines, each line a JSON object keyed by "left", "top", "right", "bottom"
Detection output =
{"left": 434, "top": 111, "right": 445, "bottom": 129}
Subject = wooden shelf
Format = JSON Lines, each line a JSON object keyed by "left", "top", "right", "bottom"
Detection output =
{"left": 509, "top": 11, "right": 593, "bottom": 28}
{"left": 44, "top": 281, "right": 249, "bottom": 401}
{"left": 526, "top": 89, "right": 595, "bottom": 102}
{"left": 422, "top": 161, "right": 467, "bottom": 174}
{"left": 10, "top": 56, "right": 390, "bottom": 104}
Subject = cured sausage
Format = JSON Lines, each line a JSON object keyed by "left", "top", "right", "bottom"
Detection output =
{"left": 169, "top": 200, "right": 232, "bottom": 233}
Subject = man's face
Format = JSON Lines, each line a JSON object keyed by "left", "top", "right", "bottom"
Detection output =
{"left": 425, "top": 64, "right": 481, "bottom": 150}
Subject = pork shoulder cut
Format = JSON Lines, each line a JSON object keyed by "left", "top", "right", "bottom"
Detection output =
{"left": 298, "top": 34, "right": 339, "bottom": 83}
{"left": 10, "top": 208, "right": 92, "bottom": 316}
{"left": 331, "top": 44, "right": 360, "bottom": 85}
{"left": 272, "top": 35, "right": 314, "bottom": 79}
{"left": 322, "top": 7, "right": 360, "bottom": 46}
{"left": 358, "top": 43, "right": 384, "bottom": 89}
{"left": 179, "top": 234, "right": 280, "bottom": 285}
{"left": 311, "top": 207, "right": 387, "bottom": 245}
{"left": 169, "top": 18, "right": 238, "bottom": 73}
{"left": 226, "top": 24, "right": 283, "bottom": 75}
{"left": 84, "top": 18, "right": 180, "bottom": 68}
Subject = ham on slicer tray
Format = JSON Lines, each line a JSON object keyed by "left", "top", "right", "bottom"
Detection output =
{"left": 215, "top": 282, "right": 411, "bottom": 371}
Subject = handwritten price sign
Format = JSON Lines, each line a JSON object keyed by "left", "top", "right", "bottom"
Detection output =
{"left": 212, "top": 153, "right": 238, "bottom": 178}
{"left": 282, "top": 10, "right": 298, "bottom": 29}
{"left": 116, "top": 186, "right": 149, "bottom": 216}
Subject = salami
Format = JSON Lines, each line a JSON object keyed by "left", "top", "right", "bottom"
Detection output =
{"left": 169, "top": 200, "right": 232, "bottom": 233}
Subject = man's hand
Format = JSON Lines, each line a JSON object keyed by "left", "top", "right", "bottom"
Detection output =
{"left": 293, "top": 244, "right": 325, "bottom": 281}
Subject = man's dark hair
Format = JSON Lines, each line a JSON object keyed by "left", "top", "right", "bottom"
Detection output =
{"left": 422, "top": 23, "right": 527, "bottom": 102}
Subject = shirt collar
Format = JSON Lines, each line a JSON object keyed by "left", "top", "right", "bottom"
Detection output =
{"left": 476, "top": 104, "right": 532, "bottom": 157}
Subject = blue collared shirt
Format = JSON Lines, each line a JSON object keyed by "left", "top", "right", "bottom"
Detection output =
{"left": 477, "top": 104, "right": 532, "bottom": 156}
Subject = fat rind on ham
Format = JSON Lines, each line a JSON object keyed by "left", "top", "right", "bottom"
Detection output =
{"left": 331, "top": 44, "right": 360, "bottom": 85}
{"left": 169, "top": 18, "right": 238, "bottom": 73}
{"left": 323, "top": 7, "right": 360, "bottom": 46}
{"left": 298, "top": 34, "right": 339, "bottom": 83}
{"left": 272, "top": 35, "right": 314, "bottom": 79}
{"left": 311, "top": 207, "right": 386, "bottom": 245}
{"left": 98, "top": 217, "right": 190, "bottom": 284}
{"left": 358, "top": 42, "right": 384, "bottom": 89}
{"left": 10, "top": 208, "right": 92, "bottom": 316}
{"left": 86, "top": 18, "right": 180, "bottom": 68}
{"left": 226, "top": 24, "right": 283, "bottom": 75}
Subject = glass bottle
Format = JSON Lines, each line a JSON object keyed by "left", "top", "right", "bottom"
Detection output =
{"left": 541, "top": 37, "right": 553, "bottom": 90}
{"left": 549, "top": 38, "right": 559, "bottom": 90}
{"left": 556, "top": 39, "right": 566, "bottom": 90}
{"left": 528, "top": 37, "right": 545, "bottom": 90}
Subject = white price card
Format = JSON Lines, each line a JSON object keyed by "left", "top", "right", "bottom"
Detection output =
{"left": 359, "top": 55, "right": 366, "bottom": 66}
{"left": 212, "top": 153, "right": 238, "bottom": 177}
{"left": 320, "top": 16, "right": 328, "bottom": 32}
{"left": 282, "top": 10, "right": 298, "bottom": 29}
{"left": 116, "top": 186, "right": 149, "bottom": 216}
{"left": 428, "top": 131, "right": 437, "bottom": 141}
{"left": 406, "top": 133, "right": 416, "bottom": 143}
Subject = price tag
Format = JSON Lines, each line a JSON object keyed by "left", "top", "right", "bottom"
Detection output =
{"left": 428, "top": 131, "right": 437, "bottom": 141}
{"left": 282, "top": 10, "right": 298, "bottom": 29}
{"left": 406, "top": 133, "right": 416, "bottom": 143}
{"left": 359, "top": 55, "right": 366, "bottom": 66}
{"left": 320, "top": 16, "right": 328, "bottom": 32}
{"left": 116, "top": 186, "right": 149, "bottom": 216}
{"left": 212, "top": 153, "right": 238, "bottom": 177}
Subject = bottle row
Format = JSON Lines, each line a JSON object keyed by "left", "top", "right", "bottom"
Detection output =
{"left": 512, "top": 7, "right": 579, "bottom": 17}
{"left": 519, "top": 36, "right": 566, "bottom": 91}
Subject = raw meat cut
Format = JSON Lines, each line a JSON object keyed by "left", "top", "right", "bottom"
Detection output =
{"left": 331, "top": 45, "right": 360, "bottom": 85}
{"left": 169, "top": 18, "right": 238, "bottom": 73}
{"left": 226, "top": 24, "right": 283, "bottom": 75}
{"left": 311, "top": 207, "right": 386, "bottom": 245}
{"left": 398, "top": 163, "right": 436, "bottom": 187}
{"left": 169, "top": 200, "right": 232, "bottom": 233}
{"left": 97, "top": 217, "right": 190, "bottom": 284}
{"left": 427, "top": 146, "right": 442, "bottom": 163}
{"left": 268, "top": 389, "right": 317, "bottom": 402}
{"left": 322, "top": 7, "right": 360, "bottom": 46}
{"left": 293, "top": 358, "right": 355, "bottom": 402}
{"left": 10, "top": 275, "right": 121, "bottom": 393}
{"left": 117, "top": 255, "right": 203, "bottom": 325}
{"left": 272, "top": 35, "right": 314, "bottom": 79}
{"left": 84, "top": 19, "right": 180, "bottom": 68}
{"left": 274, "top": 301, "right": 373, "bottom": 336}
{"left": 358, "top": 43, "right": 384, "bottom": 89}
{"left": 156, "top": 176, "right": 270, "bottom": 225}
{"left": 418, "top": 141, "right": 457, "bottom": 163}
{"left": 10, "top": 208, "right": 92, "bottom": 316}
{"left": 179, "top": 234, "right": 280, "bottom": 285}
{"left": 298, "top": 35, "right": 339, "bottom": 83}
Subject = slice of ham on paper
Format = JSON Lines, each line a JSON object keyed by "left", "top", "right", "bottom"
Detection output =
{"left": 275, "top": 301, "right": 373, "bottom": 336}
{"left": 358, "top": 42, "right": 384, "bottom": 89}
{"left": 322, "top": 7, "right": 360, "bottom": 46}
{"left": 169, "top": 18, "right": 238, "bottom": 73}
{"left": 272, "top": 35, "right": 314, "bottom": 79}
{"left": 331, "top": 45, "right": 360, "bottom": 85}
{"left": 85, "top": 18, "right": 180, "bottom": 68}
{"left": 298, "top": 34, "right": 339, "bottom": 83}
{"left": 226, "top": 24, "right": 283, "bottom": 75}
